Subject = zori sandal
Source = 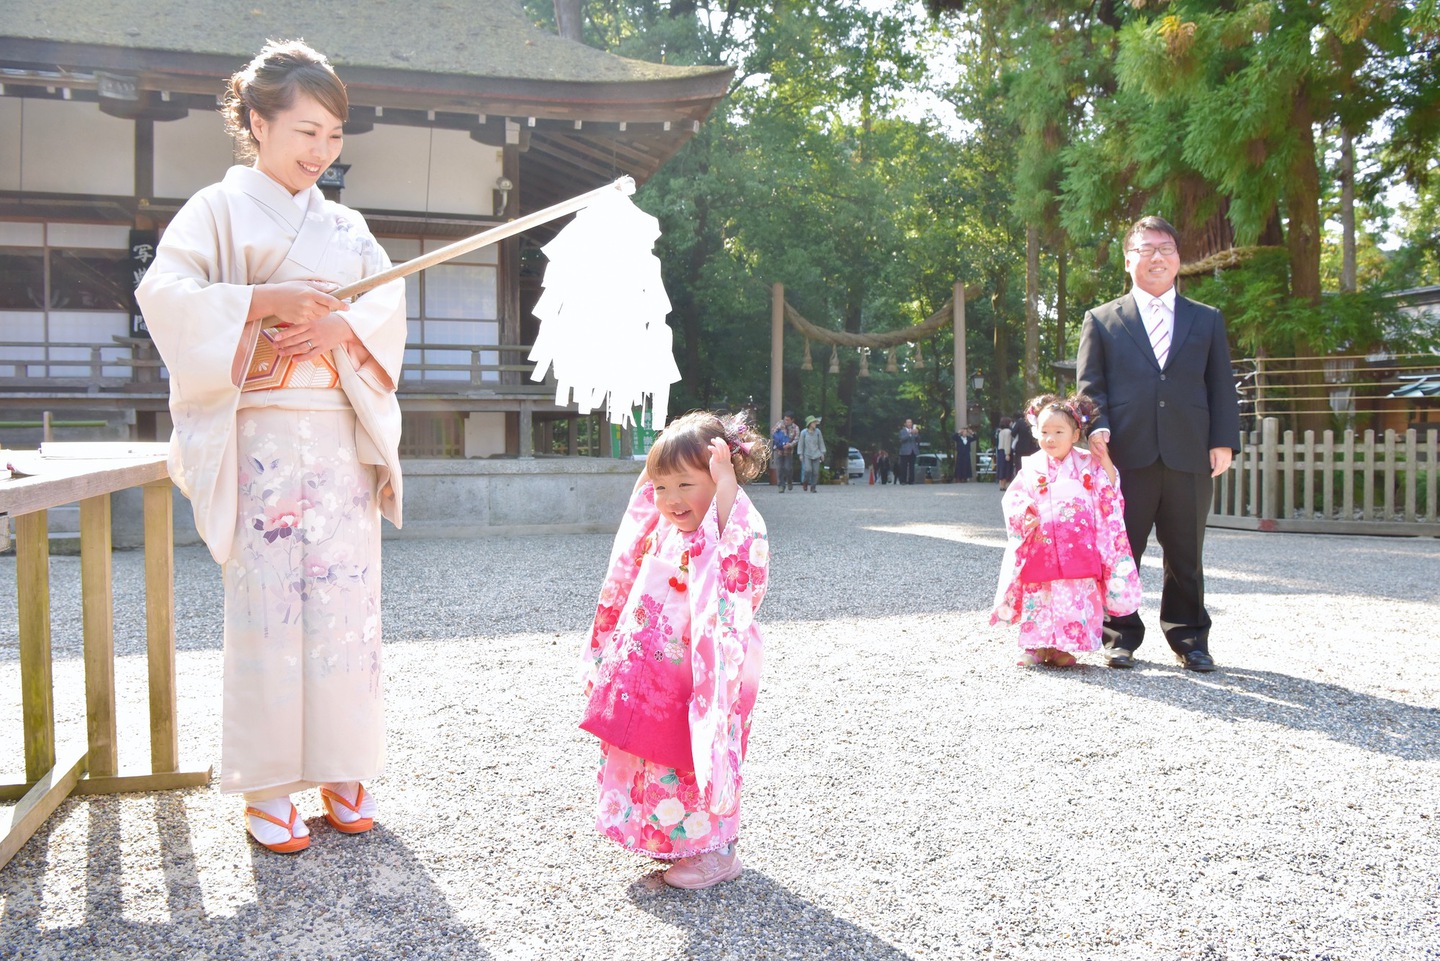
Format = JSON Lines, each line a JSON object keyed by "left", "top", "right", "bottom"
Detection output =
{"left": 245, "top": 803, "right": 310, "bottom": 854}
{"left": 320, "top": 782, "right": 376, "bottom": 834}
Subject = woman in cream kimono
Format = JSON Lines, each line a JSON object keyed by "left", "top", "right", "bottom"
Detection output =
{"left": 136, "top": 41, "right": 406, "bottom": 854}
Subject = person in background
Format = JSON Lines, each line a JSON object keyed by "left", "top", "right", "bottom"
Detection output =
{"left": 875, "top": 448, "right": 892, "bottom": 485}
{"left": 1011, "top": 411, "right": 1040, "bottom": 465}
{"left": 954, "top": 427, "right": 975, "bottom": 483}
{"left": 797, "top": 416, "right": 826, "bottom": 492}
{"left": 771, "top": 411, "right": 798, "bottom": 492}
{"left": 995, "top": 418, "right": 1013, "bottom": 491}
{"left": 898, "top": 419, "right": 920, "bottom": 485}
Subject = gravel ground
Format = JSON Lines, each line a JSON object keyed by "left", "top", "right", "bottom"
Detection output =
{"left": 1, "top": 479, "right": 1438, "bottom": 960}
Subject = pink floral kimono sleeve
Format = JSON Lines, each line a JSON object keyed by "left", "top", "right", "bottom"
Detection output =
{"left": 990, "top": 470, "right": 1039, "bottom": 625}
{"left": 685, "top": 489, "right": 768, "bottom": 816}
{"left": 583, "top": 475, "right": 660, "bottom": 695}
{"left": 1092, "top": 462, "right": 1142, "bottom": 617}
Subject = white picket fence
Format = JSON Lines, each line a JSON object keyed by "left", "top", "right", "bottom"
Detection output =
{"left": 1211, "top": 417, "right": 1440, "bottom": 535}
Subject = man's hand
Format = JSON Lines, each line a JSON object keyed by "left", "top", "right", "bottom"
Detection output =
{"left": 1210, "top": 447, "right": 1233, "bottom": 477}
{"left": 1087, "top": 432, "right": 1109, "bottom": 462}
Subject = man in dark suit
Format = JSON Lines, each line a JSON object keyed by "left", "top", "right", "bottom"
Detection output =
{"left": 1077, "top": 216, "right": 1241, "bottom": 672}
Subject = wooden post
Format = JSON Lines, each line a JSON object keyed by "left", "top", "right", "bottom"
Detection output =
{"left": 80, "top": 494, "right": 118, "bottom": 779}
{"left": 1383, "top": 429, "right": 1397, "bottom": 519}
{"left": 1281, "top": 428, "right": 1295, "bottom": 520}
{"left": 1260, "top": 419, "right": 1280, "bottom": 520}
{"left": 1362, "top": 429, "right": 1376, "bottom": 520}
{"left": 598, "top": 414, "right": 613, "bottom": 458}
{"left": 16, "top": 510, "right": 54, "bottom": 782}
{"left": 1404, "top": 429, "right": 1418, "bottom": 522}
{"left": 1301, "top": 430, "right": 1315, "bottom": 519}
{"left": 1426, "top": 431, "right": 1438, "bottom": 524}
{"left": 770, "top": 283, "right": 784, "bottom": 436}
{"left": 518, "top": 401, "right": 534, "bottom": 459}
{"left": 954, "top": 281, "right": 968, "bottom": 428}
{"left": 144, "top": 480, "right": 178, "bottom": 774}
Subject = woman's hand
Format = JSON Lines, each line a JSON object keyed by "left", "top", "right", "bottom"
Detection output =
{"left": 272, "top": 311, "right": 357, "bottom": 362}
{"left": 248, "top": 280, "right": 348, "bottom": 327}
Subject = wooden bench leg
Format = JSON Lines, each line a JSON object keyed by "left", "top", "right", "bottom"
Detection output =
{"left": 81, "top": 494, "right": 119, "bottom": 779}
{"left": 144, "top": 480, "right": 179, "bottom": 774}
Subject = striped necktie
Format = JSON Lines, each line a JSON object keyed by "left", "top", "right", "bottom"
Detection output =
{"left": 1147, "top": 298, "right": 1170, "bottom": 368}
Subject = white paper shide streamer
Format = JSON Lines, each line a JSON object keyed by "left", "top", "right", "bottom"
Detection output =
{"left": 528, "top": 188, "right": 680, "bottom": 426}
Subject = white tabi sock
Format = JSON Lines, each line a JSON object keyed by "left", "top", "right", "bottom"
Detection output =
{"left": 244, "top": 794, "right": 308, "bottom": 846}
{"left": 321, "top": 781, "right": 378, "bottom": 824}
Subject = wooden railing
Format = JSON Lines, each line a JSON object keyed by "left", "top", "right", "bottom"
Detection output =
{"left": 0, "top": 448, "right": 212, "bottom": 870}
{"left": 1211, "top": 417, "right": 1440, "bottom": 535}
{"left": 0, "top": 338, "right": 560, "bottom": 394}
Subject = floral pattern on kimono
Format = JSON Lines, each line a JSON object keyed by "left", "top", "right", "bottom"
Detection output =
{"left": 584, "top": 478, "right": 768, "bottom": 859}
{"left": 221, "top": 404, "right": 385, "bottom": 794}
{"left": 991, "top": 449, "right": 1141, "bottom": 653}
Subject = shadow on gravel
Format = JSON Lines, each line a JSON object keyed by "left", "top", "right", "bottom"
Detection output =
{"left": 628, "top": 871, "right": 914, "bottom": 960}
{"left": 1074, "top": 663, "right": 1440, "bottom": 761}
{"left": 0, "top": 793, "right": 488, "bottom": 960}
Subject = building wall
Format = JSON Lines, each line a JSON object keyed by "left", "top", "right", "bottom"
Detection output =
{"left": 340, "top": 126, "right": 503, "bottom": 218}
{"left": 154, "top": 110, "right": 236, "bottom": 199}
{"left": 1, "top": 98, "right": 506, "bottom": 409}
{"left": 0, "top": 98, "right": 134, "bottom": 194}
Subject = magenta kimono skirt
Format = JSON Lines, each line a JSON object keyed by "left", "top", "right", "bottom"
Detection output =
{"left": 582, "top": 480, "right": 768, "bottom": 859}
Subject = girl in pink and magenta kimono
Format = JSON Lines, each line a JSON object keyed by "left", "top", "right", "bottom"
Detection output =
{"left": 581, "top": 411, "right": 770, "bottom": 889}
{"left": 992, "top": 393, "right": 1142, "bottom": 667}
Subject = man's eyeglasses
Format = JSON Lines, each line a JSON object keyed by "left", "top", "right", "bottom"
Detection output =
{"left": 1128, "top": 243, "right": 1178, "bottom": 258}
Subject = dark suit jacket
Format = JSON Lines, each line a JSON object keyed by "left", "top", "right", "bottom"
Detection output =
{"left": 1076, "top": 292, "right": 1241, "bottom": 473}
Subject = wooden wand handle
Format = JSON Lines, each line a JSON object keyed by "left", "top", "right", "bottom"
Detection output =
{"left": 263, "top": 175, "right": 635, "bottom": 326}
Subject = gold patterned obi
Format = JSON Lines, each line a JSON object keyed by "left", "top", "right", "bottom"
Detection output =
{"left": 243, "top": 325, "right": 339, "bottom": 391}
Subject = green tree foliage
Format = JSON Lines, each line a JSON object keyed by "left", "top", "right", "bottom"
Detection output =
{"left": 526, "top": 1, "right": 1438, "bottom": 448}
{"left": 525, "top": 0, "right": 1006, "bottom": 455}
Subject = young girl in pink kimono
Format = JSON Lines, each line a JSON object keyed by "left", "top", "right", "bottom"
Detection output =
{"left": 992, "top": 394, "right": 1142, "bottom": 666}
{"left": 581, "top": 411, "right": 770, "bottom": 889}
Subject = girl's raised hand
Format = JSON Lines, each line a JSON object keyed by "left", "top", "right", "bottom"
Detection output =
{"left": 708, "top": 437, "right": 740, "bottom": 532}
{"left": 708, "top": 437, "right": 738, "bottom": 486}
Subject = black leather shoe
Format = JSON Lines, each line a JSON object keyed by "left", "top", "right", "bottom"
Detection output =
{"left": 1106, "top": 649, "right": 1136, "bottom": 669}
{"left": 1177, "top": 650, "right": 1217, "bottom": 673}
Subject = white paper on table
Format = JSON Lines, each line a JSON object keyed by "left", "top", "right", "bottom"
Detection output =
{"left": 38, "top": 442, "right": 171, "bottom": 459}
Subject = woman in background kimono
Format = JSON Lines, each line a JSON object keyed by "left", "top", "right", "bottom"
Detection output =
{"left": 991, "top": 394, "right": 1142, "bottom": 666}
{"left": 136, "top": 40, "right": 406, "bottom": 854}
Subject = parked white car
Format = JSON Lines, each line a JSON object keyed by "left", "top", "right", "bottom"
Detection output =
{"left": 846, "top": 447, "right": 866, "bottom": 479}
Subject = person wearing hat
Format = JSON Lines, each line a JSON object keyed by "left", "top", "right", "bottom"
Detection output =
{"left": 797, "top": 416, "right": 827, "bottom": 492}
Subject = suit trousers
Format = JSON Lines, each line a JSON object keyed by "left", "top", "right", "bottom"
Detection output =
{"left": 1103, "top": 460, "right": 1214, "bottom": 655}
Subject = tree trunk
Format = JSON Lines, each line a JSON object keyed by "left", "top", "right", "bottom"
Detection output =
{"left": 1288, "top": 91, "right": 1326, "bottom": 435}
{"left": 554, "top": 0, "right": 583, "bottom": 41}
{"left": 1055, "top": 241, "right": 1068, "bottom": 372}
{"left": 991, "top": 271, "right": 1010, "bottom": 421}
{"left": 1024, "top": 222, "right": 1040, "bottom": 396}
{"left": 1340, "top": 124, "right": 1357, "bottom": 293}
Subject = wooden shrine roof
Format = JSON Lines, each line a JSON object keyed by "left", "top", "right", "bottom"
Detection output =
{"left": 0, "top": 0, "right": 734, "bottom": 206}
